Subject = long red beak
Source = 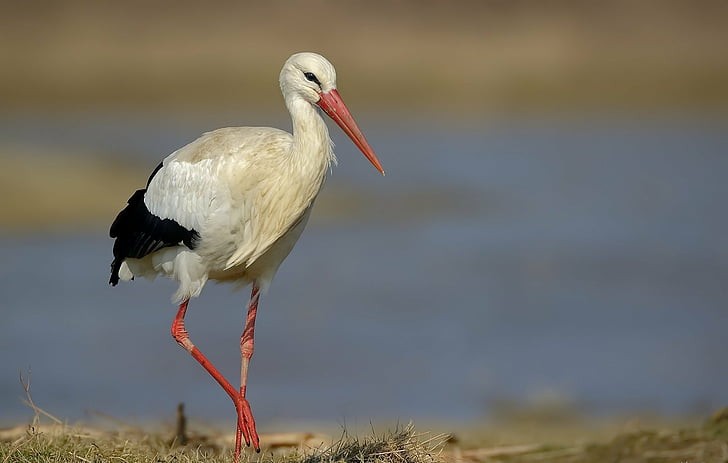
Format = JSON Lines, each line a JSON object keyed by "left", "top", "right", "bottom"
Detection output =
{"left": 316, "top": 89, "right": 385, "bottom": 175}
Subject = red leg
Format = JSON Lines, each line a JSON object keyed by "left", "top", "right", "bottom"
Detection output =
{"left": 237, "top": 284, "right": 261, "bottom": 451}
{"left": 170, "top": 298, "right": 259, "bottom": 462}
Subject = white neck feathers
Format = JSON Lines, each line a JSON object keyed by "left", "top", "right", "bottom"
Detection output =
{"left": 286, "top": 96, "right": 337, "bottom": 172}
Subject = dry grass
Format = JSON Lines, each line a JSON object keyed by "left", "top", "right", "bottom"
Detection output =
{"left": 3, "top": 384, "right": 727, "bottom": 463}
{"left": 1, "top": 377, "right": 451, "bottom": 462}
{"left": 1, "top": 425, "right": 245, "bottom": 463}
{"left": 301, "top": 425, "right": 445, "bottom": 463}
{"left": 3, "top": 413, "right": 728, "bottom": 463}
{"left": 0, "top": 421, "right": 445, "bottom": 463}
{"left": 2, "top": 0, "right": 728, "bottom": 114}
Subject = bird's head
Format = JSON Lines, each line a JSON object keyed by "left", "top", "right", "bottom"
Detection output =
{"left": 280, "top": 52, "right": 337, "bottom": 104}
{"left": 280, "top": 52, "right": 385, "bottom": 175}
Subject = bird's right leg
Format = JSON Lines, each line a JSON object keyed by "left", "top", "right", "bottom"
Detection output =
{"left": 235, "top": 284, "right": 261, "bottom": 454}
{"left": 170, "top": 299, "right": 256, "bottom": 461}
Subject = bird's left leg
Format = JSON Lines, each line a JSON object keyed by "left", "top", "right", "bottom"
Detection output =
{"left": 235, "top": 283, "right": 261, "bottom": 455}
{"left": 170, "top": 299, "right": 258, "bottom": 460}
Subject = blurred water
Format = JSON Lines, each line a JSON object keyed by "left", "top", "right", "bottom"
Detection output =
{"left": 1, "top": 113, "right": 727, "bottom": 427}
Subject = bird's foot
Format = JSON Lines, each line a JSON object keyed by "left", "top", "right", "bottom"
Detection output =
{"left": 233, "top": 393, "right": 259, "bottom": 461}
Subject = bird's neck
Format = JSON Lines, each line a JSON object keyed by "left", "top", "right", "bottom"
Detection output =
{"left": 287, "top": 97, "right": 337, "bottom": 173}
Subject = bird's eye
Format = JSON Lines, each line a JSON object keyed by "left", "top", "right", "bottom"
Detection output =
{"left": 303, "top": 72, "right": 321, "bottom": 86}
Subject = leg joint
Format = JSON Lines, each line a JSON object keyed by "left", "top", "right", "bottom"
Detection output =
{"left": 171, "top": 316, "right": 195, "bottom": 353}
{"left": 240, "top": 334, "right": 254, "bottom": 359}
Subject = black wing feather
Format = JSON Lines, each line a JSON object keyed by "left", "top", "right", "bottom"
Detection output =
{"left": 109, "top": 187, "right": 199, "bottom": 286}
{"left": 146, "top": 161, "right": 164, "bottom": 187}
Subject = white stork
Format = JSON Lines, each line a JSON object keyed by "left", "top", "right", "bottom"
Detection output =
{"left": 109, "top": 52, "right": 384, "bottom": 460}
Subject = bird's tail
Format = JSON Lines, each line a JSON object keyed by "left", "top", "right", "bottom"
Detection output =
{"left": 109, "top": 258, "right": 122, "bottom": 286}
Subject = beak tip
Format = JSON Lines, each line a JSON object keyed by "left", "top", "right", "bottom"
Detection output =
{"left": 320, "top": 89, "right": 386, "bottom": 178}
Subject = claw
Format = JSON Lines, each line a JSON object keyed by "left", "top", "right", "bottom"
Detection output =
{"left": 232, "top": 394, "right": 259, "bottom": 457}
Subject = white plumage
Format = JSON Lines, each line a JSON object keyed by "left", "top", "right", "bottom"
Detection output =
{"left": 109, "top": 52, "right": 384, "bottom": 459}
{"left": 119, "top": 124, "right": 333, "bottom": 301}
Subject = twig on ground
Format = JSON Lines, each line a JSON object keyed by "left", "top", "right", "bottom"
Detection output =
{"left": 19, "top": 370, "right": 63, "bottom": 426}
